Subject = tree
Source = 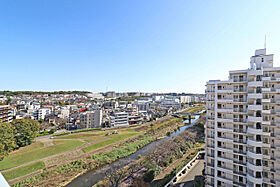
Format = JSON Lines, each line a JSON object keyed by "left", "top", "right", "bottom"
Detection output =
{"left": 12, "top": 119, "right": 40, "bottom": 147}
{"left": 105, "top": 167, "right": 127, "bottom": 187}
{"left": 0, "top": 122, "right": 17, "bottom": 161}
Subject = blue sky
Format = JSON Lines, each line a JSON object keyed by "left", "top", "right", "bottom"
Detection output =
{"left": 1, "top": 0, "right": 280, "bottom": 93}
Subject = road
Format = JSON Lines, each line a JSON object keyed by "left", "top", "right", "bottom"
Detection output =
{"left": 175, "top": 159, "right": 204, "bottom": 187}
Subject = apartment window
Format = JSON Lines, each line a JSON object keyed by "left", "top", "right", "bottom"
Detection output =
{"left": 217, "top": 161, "right": 221, "bottom": 167}
{"left": 256, "top": 172, "right": 262, "bottom": 178}
{"left": 256, "top": 111, "right": 262, "bottom": 117}
{"left": 256, "top": 147, "right": 262, "bottom": 154}
{"left": 256, "top": 99, "right": 262, "bottom": 105}
{"left": 256, "top": 75, "right": 262, "bottom": 81}
{"left": 218, "top": 151, "right": 222, "bottom": 157}
{"left": 256, "top": 135, "right": 262, "bottom": 141}
{"left": 256, "top": 122, "right": 261, "bottom": 129}
{"left": 239, "top": 176, "right": 243, "bottom": 182}
{"left": 262, "top": 58, "right": 264, "bottom": 62}
{"left": 239, "top": 165, "right": 243, "bottom": 171}
{"left": 218, "top": 141, "right": 221, "bottom": 147}
{"left": 256, "top": 159, "right": 262, "bottom": 166}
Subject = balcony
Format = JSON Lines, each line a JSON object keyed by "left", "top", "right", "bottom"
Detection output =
{"left": 233, "top": 78, "right": 247, "bottom": 82}
{"left": 262, "top": 98, "right": 271, "bottom": 103}
{"left": 247, "top": 162, "right": 263, "bottom": 171}
{"left": 247, "top": 173, "right": 263, "bottom": 184}
{"left": 247, "top": 138, "right": 262, "bottom": 147}
{"left": 217, "top": 89, "right": 232, "bottom": 93}
{"left": 233, "top": 148, "right": 246, "bottom": 155}
{"left": 233, "top": 88, "right": 247, "bottom": 93}
{"left": 217, "top": 98, "right": 233, "bottom": 103}
{"left": 217, "top": 117, "right": 233, "bottom": 123}
{"left": 233, "top": 128, "right": 247, "bottom": 133}
{"left": 233, "top": 159, "right": 246, "bottom": 166}
{"left": 217, "top": 165, "right": 233, "bottom": 174}
{"left": 232, "top": 98, "right": 247, "bottom": 103}
{"left": 233, "top": 118, "right": 247, "bottom": 124}
{"left": 248, "top": 69, "right": 263, "bottom": 76}
{"left": 217, "top": 127, "right": 233, "bottom": 133}
{"left": 248, "top": 81, "right": 263, "bottom": 87}
{"left": 247, "top": 127, "right": 262, "bottom": 134}
{"left": 248, "top": 116, "right": 262, "bottom": 122}
{"left": 233, "top": 138, "right": 246, "bottom": 144}
{"left": 248, "top": 93, "right": 262, "bottom": 99}
{"left": 233, "top": 108, "right": 247, "bottom": 113}
{"left": 247, "top": 150, "right": 262, "bottom": 159}
{"left": 217, "top": 136, "right": 233, "bottom": 143}
{"left": 248, "top": 105, "right": 262, "bottom": 111}
{"left": 217, "top": 108, "right": 232, "bottom": 113}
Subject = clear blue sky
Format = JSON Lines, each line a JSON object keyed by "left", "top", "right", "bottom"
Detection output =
{"left": 1, "top": 0, "right": 280, "bottom": 93}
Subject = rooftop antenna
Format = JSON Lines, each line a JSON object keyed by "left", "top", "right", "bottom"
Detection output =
{"left": 264, "top": 35, "right": 266, "bottom": 49}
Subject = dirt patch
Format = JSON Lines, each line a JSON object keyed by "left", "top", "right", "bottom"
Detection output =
{"left": 38, "top": 138, "right": 54, "bottom": 147}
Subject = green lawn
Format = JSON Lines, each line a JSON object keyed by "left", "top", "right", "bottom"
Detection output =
{"left": 56, "top": 128, "right": 138, "bottom": 143}
{"left": 2, "top": 161, "right": 45, "bottom": 181}
{"left": 0, "top": 140, "right": 84, "bottom": 170}
{"left": 82, "top": 131, "right": 140, "bottom": 153}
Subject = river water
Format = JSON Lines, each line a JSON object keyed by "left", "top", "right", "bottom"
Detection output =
{"left": 67, "top": 115, "right": 201, "bottom": 187}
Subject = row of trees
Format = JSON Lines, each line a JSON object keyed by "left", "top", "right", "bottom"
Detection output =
{"left": 0, "top": 119, "right": 40, "bottom": 161}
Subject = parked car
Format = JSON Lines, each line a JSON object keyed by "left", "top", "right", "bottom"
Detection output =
{"left": 113, "top": 130, "right": 118, "bottom": 134}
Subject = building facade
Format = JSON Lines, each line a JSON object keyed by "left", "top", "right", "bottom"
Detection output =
{"left": 80, "top": 110, "right": 102, "bottom": 128}
{"left": 205, "top": 49, "right": 280, "bottom": 187}
{"left": 110, "top": 112, "right": 129, "bottom": 127}
{"left": 0, "top": 105, "right": 13, "bottom": 123}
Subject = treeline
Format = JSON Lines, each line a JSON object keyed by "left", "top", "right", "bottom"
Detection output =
{"left": 0, "top": 119, "right": 40, "bottom": 161}
{"left": 0, "top": 90, "right": 91, "bottom": 96}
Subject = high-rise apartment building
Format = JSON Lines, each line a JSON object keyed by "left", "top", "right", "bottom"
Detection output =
{"left": 205, "top": 49, "right": 280, "bottom": 187}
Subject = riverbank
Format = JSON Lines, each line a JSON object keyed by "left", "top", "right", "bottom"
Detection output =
{"left": 12, "top": 113, "right": 189, "bottom": 186}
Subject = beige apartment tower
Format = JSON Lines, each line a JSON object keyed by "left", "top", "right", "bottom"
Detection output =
{"left": 205, "top": 49, "right": 280, "bottom": 187}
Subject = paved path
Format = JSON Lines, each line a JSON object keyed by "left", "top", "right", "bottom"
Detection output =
{"left": 175, "top": 159, "right": 204, "bottom": 187}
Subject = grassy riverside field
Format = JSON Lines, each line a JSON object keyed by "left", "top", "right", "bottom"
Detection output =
{"left": 0, "top": 106, "right": 205, "bottom": 186}
{"left": 0, "top": 140, "right": 84, "bottom": 170}
{"left": 2, "top": 161, "right": 45, "bottom": 181}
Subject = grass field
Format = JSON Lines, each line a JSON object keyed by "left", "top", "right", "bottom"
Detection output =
{"left": 0, "top": 140, "right": 84, "bottom": 170}
{"left": 82, "top": 130, "right": 141, "bottom": 153}
{"left": 56, "top": 128, "right": 139, "bottom": 143}
{"left": 2, "top": 161, "right": 45, "bottom": 181}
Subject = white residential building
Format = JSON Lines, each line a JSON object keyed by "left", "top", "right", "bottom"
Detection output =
{"left": 110, "top": 112, "right": 129, "bottom": 127}
{"left": 33, "top": 108, "right": 51, "bottom": 120}
{"left": 205, "top": 48, "right": 280, "bottom": 187}
{"left": 134, "top": 100, "right": 150, "bottom": 112}
{"left": 80, "top": 110, "right": 102, "bottom": 128}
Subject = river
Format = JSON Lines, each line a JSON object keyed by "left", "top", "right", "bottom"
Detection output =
{"left": 67, "top": 114, "right": 202, "bottom": 187}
